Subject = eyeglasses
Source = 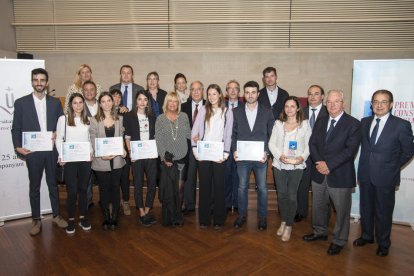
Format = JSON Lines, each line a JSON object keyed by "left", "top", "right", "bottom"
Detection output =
{"left": 326, "top": 100, "right": 343, "bottom": 105}
{"left": 372, "top": 100, "right": 389, "bottom": 106}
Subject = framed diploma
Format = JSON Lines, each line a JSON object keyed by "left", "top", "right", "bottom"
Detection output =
{"left": 94, "top": 137, "right": 124, "bottom": 157}
{"left": 237, "top": 141, "right": 264, "bottom": 161}
{"left": 197, "top": 141, "right": 224, "bottom": 161}
{"left": 130, "top": 140, "right": 158, "bottom": 160}
{"left": 22, "top": 131, "right": 53, "bottom": 151}
{"left": 61, "top": 142, "right": 91, "bottom": 162}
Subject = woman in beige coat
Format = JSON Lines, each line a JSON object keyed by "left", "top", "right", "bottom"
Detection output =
{"left": 90, "top": 92, "right": 126, "bottom": 230}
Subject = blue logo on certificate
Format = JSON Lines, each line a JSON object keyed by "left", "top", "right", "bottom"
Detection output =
{"left": 204, "top": 144, "right": 209, "bottom": 148}
{"left": 103, "top": 140, "right": 108, "bottom": 145}
{"left": 138, "top": 143, "right": 143, "bottom": 148}
{"left": 69, "top": 144, "right": 75, "bottom": 149}
{"left": 31, "top": 134, "right": 36, "bottom": 138}
{"left": 289, "top": 141, "right": 297, "bottom": 150}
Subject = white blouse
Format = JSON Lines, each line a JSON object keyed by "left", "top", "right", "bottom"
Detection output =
{"left": 55, "top": 115, "right": 91, "bottom": 160}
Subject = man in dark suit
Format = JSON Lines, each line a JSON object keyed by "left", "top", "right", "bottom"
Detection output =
{"left": 303, "top": 89, "right": 361, "bottom": 256}
{"left": 232, "top": 81, "right": 275, "bottom": 230}
{"left": 109, "top": 65, "right": 144, "bottom": 111}
{"left": 11, "top": 68, "right": 67, "bottom": 236}
{"left": 181, "top": 80, "right": 205, "bottom": 214}
{"left": 353, "top": 89, "right": 414, "bottom": 257}
{"left": 224, "top": 80, "right": 244, "bottom": 213}
{"left": 258, "top": 66, "right": 289, "bottom": 120}
{"left": 295, "top": 84, "right": 328, "bottom": 222}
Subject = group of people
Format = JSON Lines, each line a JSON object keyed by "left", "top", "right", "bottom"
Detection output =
{"left": 11, "top": 65, "right": 413, "bottom": 258}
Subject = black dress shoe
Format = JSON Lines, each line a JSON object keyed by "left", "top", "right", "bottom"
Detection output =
{"left": 376, "top": 246, "right": 389, "bottom": 256}
{"left": 233, "top": 216, "right": 246, "bottom": 229}
{"left": 182, "top": 208, "right": 195, "bottom": 216}
{"left": 294, "top": 214, "right": 305, "bottom": 222}
{"left": 214, "top": 224, "right": 222, "bottom": 230}
{"left": 303, "top": 233, "right": 328, "bottom": 242}
{"left": 258, "top": 218, "right": 267, "bottom": 231}
{"left": 327, "top": 243, "right": 343, "bottom": 255}
{"left": 353, "top": 237, "right": 374, "bottom": 247}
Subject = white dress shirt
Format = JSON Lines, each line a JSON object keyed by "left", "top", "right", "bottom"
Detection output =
{"left": 32, "top": 93, "right": 47, "bottom": 131}
{"left": 327, "top": 111, "right": 344, "bottom": 131}
{"left": 266, "top": 86, "right": 279, "bottom": 106}
{"left": 245, "top": 104, "right": 258, "bottom": 131}
{"left": 370, "top": 112, "right": 390, "bottom": 144}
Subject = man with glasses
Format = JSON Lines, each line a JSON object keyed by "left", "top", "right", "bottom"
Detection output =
{"left": 303, "top": 90, "right": 361, "bottom": 256}
{"left": 181, "top": 81, "right": 205, "bottom": 215}
{"left": 353, "top": 90, "right": 414, "bottom": 257}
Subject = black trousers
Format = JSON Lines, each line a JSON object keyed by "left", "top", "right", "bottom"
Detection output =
{"left": 132, "top": 158, "right": 157, "bottom": 209}
{"left": 25, "top": 151, "right": 60, "bottom": 219}
{"left": 95, "top": 169, "right": 123, "bottom": 211}
{"left": 64, "top": 161, "right": 91, "bottom": 218}
{"left": 198, "top": 161, "right": 226, "bottom": 226}
{"left": 360, "top": 181, "right": 395, "bottom": 248}
{"left": 296, "top": 158, "right": 312, "bottom": 217}
{"left": 184, "top": 150, "right": 199, "bottom": 210}
{"left": 120, "top": 154, "right": 131, "bottom": 201}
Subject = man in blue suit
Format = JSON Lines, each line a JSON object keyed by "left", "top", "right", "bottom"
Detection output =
{"left": 303, "top": 89, "right": 361, "bottom": 255}
{"left": 11, "top": 68, "right": 67, "bottom": 236}
{"left": 353, "top": 89, "right": 414, "bottom": 256}
{"left": 232, "top": 81, "right": 275, "bottom": 230}
{"left": 224, "top": 80, "right": 244, "bottom": 213}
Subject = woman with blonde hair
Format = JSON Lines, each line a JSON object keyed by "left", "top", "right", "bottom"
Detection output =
{"left": 64, "top": 64, "right": 102, "bottom": 114}
{"left": 155, "top": 91, "right": 191, "bottom": 226}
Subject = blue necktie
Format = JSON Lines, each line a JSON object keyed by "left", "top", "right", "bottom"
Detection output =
{"left": 370, "top": 118, "right": 381, "bottom": 146}
{"left": 123, "top": 86, "right": 128, "bottom": 108}
{"left": 325, "top": 119, "right": 336, "bottom": 142}
{"left": 310, "top": 108, "right": 316, "bottom": 129}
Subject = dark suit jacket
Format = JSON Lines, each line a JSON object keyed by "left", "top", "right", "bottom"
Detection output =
{"left": 258, "top": 86, "right": 289, "bottom": 120}
{"left": 11, "top": 94, "right": 63, "bottom": 155}
{"left": 109, "top": 83, "right": 145, "bottom": 107}
{"left": 358, "top": 114, "right": 414, "bottom": 187}
{"left": 123, "top": 111, "right": 156, "bottom": 141}
{"left": 231, "top": 103, "right": 275, "bottom": 153}
{"left": 181, "top": 99, "right": 206, "bottom": 129}
{"left": 148, "top": 89, "right": 167, "bottom": 116}
{"left": 303, "top": 105, "right": 328, "bottom": 121}
{"left": 309, "top": 112, "right": 361, "bottom": 188}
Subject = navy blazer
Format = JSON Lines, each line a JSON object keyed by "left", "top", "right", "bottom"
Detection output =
{"left": 231, "top": 103, "right": 275, "bottom": 153}
{"left": 123, "top": 110, "right": 156, "bottom": 141}
{"left": 309, "top": 112, "right": 361, "bottom": 188}
{"left": 258, "top": 86, "right": 289, "bottom": 120}
{"left": 11, "top": 94, "right": 63, "bottom": 152}
{"left": 357, "top": 114, "right": 414, "bottom": 187}
{"left": 109, "top": 83, "right": 145, "bottom": 107}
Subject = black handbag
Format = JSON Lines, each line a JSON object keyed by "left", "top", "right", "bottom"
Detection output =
{"left": 56, "top": 117, "right": 66, "bottom": 184}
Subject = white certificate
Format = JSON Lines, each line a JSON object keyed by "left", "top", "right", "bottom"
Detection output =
{"left": 94, "top": 137, "right": 124, "bottom": 157}
{"left": 237, "top": 141, "right": 265, "bottom": 161}
{"left": 197, "top": 141, "right": 224, "bottom": 161}
{"left": 22, "top": 131, "right": 53, "bottom": 151}
{"left": 130, "top": 140, "right": 158, "bottom": 160}
{"left": 61, "top": 142, "right": 91, "bottom": 162}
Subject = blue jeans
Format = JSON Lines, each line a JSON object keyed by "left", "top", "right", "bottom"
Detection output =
{"left": 237, "top": 160, "right": 268, "bottom": 218}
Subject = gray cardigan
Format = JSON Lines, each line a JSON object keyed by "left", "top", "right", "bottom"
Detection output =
{"left": 90, "top": 116, "right": 126, "bottom": 171}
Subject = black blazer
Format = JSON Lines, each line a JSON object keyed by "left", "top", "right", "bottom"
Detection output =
{"left": 358, "top": 114, "right": 414, "bottom": 187}
{"left": 148, "top": 89, "right": 167, "bottom": 116}
{"left": 258, "top": 86, "right": 289, "bottom": 120}
{"left": 181, "top": 99, "right": 206, "bottom": 129}
{"left": 11, "top": 94, "right": 63, "bottom": 153}
{"left": 231, "top": 103, "right": 275, "bottom": 153}
{"left": 309, "top": 112, "right": 361, "bottom": 188}
{"left": 303, "top": 105, "right": 328, "bottom": 121}
{"left": 123, "top": 110, "right": 156, "bottom": 141}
